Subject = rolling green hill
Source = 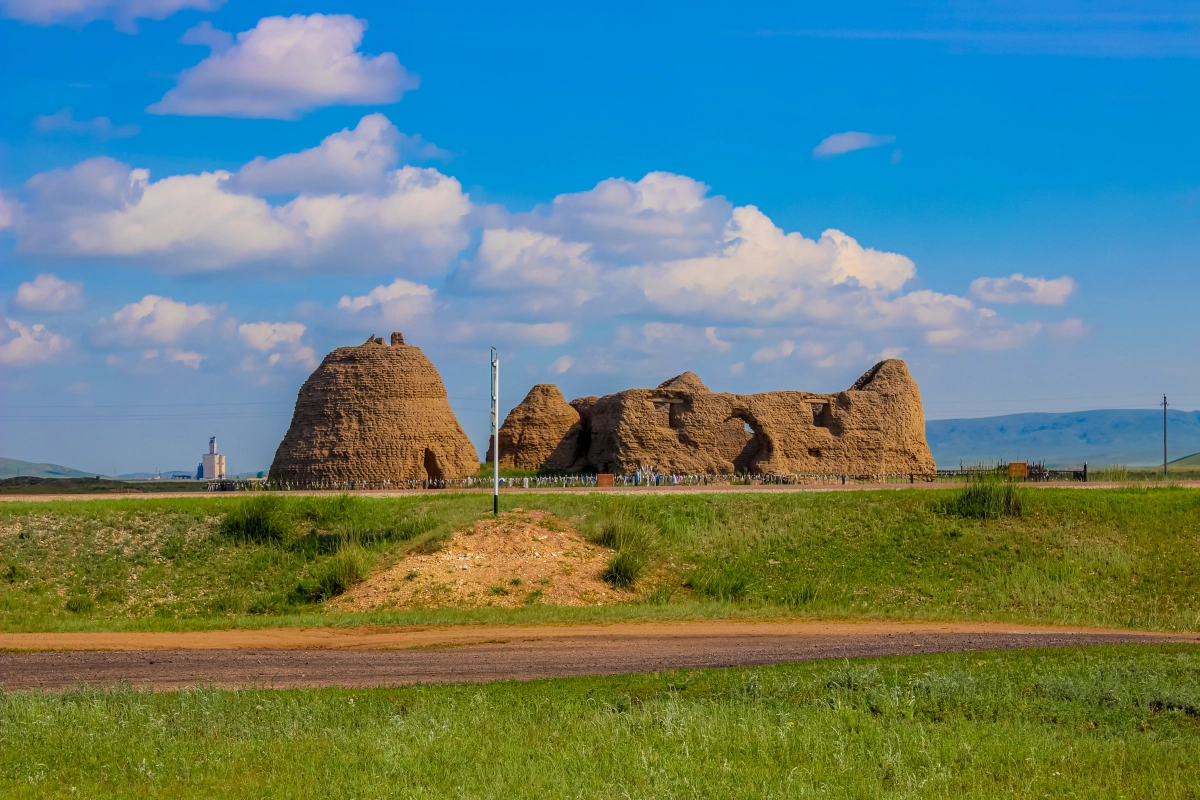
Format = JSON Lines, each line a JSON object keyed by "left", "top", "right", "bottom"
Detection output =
{"left": 1169, "top": 452, "right": 1200, "bottom": 468}
{"left": 0, "top": 457, "right": 101, "bottom": 480}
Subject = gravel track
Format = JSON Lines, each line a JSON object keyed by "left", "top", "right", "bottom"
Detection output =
{"left": 3, "top": 621, "right": 1195, "bottom": 690}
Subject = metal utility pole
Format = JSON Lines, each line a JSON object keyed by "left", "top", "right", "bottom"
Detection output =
{"left": 491, "top": 347, "right": 499, "bottom": 515}
{"left": 1162, "top": 394, "right": 1169, "bottom": 477}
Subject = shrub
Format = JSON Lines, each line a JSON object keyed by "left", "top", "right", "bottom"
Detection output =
{"left": 590, "top": 513, "right": 655, "bottom": 589}
{"left": 220, "top": 495, "right": 293, "bottom": 544}
{"left": 602, "top": 549, "right": 648, "bottom": 589}
{"left": 303, "top": 546, "right": 372, "bottom": 601}
{"left": 939, "top": 479, "right": 1025, "bottom": 519}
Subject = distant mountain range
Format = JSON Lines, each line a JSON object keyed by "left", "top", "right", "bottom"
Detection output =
{"left": 6, "top": 409, "right": 1199, "bottom": 477}
{"left": 926, "top": 409, "right": 1200, "bottom": 468}
{"left": 0, "top": 457, "right": 101, "bottom": 480}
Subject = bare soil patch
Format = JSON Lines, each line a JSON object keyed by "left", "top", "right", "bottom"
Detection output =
{"left": 332, "top": 510, "right": 621, "bottom": 611}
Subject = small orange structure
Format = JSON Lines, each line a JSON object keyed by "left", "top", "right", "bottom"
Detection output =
{"left": 596, "top": 473, "right": 615, "bottom": 488}
{"left": 1008, "top": 462, "right": 1028, "bottom": 479}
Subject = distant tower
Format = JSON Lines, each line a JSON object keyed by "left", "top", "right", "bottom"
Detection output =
{"left": 201, "top": 436, "right": 226, "bottom": 479}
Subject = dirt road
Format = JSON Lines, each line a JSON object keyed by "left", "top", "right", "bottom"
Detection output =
{"left": 2, "top": 620, "right": 1194, "bottom": 690}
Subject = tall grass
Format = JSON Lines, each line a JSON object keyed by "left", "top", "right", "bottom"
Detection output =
{"left": 938, "top": 473, "right": 1025, "bottom": 519}
{"left": 1095, "top": 464, "right": 1130, "bottom": 482}
{"left": 301, "top": 545, "right": 373, "bottom": 600}
{"left": 588, "top": 513, "right": 655, "bottom": 589}
{"left": 220, "top": 495, "right": 293, "bottom": 544}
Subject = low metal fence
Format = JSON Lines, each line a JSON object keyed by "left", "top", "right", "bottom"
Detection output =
{"left": 212, "top": 472, "right": 935, "bottom": 492}
{"left": 207, "top": 466, "right": 1089, "bottom": 492}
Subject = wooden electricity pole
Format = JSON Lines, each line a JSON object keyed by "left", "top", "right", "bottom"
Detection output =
{"left": 1162, "top": 395, "right": 1169, "bottom": 477}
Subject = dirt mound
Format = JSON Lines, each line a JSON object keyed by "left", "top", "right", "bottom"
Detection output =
{"left": 270, "top": 332, "right": 479, "bottom": 483}
{"left": 332, "top": 510, "right": 621, "bottom": 610}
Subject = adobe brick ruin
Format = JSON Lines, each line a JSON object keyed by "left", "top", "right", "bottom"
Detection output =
{"left": 269, "top": 333, "right": 479, "bottom": 483}
{"left": 494, "top": 359, "right": 935, "bottom": 476}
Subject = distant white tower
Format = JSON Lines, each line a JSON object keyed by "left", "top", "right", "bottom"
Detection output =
{"left": 202, "top": 436, "right": 226, "bottom": 479}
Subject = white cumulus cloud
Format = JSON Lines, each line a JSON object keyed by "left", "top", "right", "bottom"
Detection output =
{"left": 0, "top": 0, "right": 222, "bottom": 31}
{"left": 13, "top": 273, "right": 83, "bottom": 312}
{"left": 463, "top": 228, "right": 595, "bottom": 294}
{"left": 237, "top": 321, "right": 315, "bottom": 370}
{"left": 970, "top": 274, "right": 1077, "bottom": 306}
{"left": 338, "top": 278, "right": 434, "bottom": 323}
{"left": 517, "top": 171, "right": 732, "bottom": 262}
{"left": 0, "top": 318, "right": 69, "bottom": 365}
{"left": 238, "top": 321, "right": 305, "bottom": 351}
{"left": 627, "top": 206, "right": 915, "bottom": 321}
{"left": 813, "top": 131, "right": 897, "bottom": 158}
{"left": 149, "top": 14, "right": 416, "bottom": 119}
{"left": 96, "top": 294, "right": 217, "bottom": 344}
{"left": 11, "top": 147, "right": 470, "bottom": 275}
{"left": 228, "top": 113, "right": 444, "bottom": 196}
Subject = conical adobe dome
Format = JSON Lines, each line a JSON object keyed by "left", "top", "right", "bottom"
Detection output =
{"left": 492, "top": 383, "right": 582, "bottom": 471}
{"left": 269, "top": 333, "right": 479, "bottom": 483}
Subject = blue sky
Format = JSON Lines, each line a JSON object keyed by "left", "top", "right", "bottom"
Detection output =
{"left": 1, "top": 0, "right": 1198, "bottom": 475}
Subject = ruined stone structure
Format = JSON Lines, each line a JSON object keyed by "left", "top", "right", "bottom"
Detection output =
{"left": 270, "top": 333, "right": 479, "bottom": 483}
{"left": 493, "top": 359, "right": 935, "bottom": 476}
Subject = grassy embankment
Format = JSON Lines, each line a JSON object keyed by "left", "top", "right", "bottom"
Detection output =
{"left": 1, "top": 486, "right": 1198, "bottom": 632}
{"left": 2, "top": 645, "right": 1198, "bottom": 798}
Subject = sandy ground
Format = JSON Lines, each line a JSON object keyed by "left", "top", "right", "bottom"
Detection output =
{"left": 331, "top": 510, "right": 621, "bottom": 611}
{"left": 1, "top": 620, "right": 1196, "bottom": 690}
{"left": 4, "top": 481, "right": 1197, "bottom": 503}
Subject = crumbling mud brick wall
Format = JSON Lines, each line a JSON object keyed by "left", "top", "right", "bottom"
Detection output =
{"left": 270, "top": 333, "right": 479, "bottom": 482}
{"left": 494, "top": 359, "right": 935, "bottom": 476}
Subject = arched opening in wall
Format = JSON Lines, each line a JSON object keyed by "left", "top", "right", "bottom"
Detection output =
{"left": 423, "top": 448, "right": 444, "bottom": 480}
{"left": 730, "top": 412, "right": 768, "bottom": 473}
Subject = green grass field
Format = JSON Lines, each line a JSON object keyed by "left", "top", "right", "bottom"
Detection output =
{"left": 1, "top": 645, "right": 1196, "bottom": 798}
{"left": 1, "top": 486, "right": 1198, "bottom": 632}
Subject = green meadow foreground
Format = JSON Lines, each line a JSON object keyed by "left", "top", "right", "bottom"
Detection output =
{"left": 0, "top": 485, "right": 1197, "bottom": 632}
{"left": 2, "top": 646, "right": 1197, "bottom": 798}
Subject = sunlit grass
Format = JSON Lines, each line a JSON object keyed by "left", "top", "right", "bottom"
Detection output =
{"left": 1, "top": 486, "right": 1199, "bottom": 631}
{"left": 1, "top": 645, "right": 1197, "bottom": 798}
